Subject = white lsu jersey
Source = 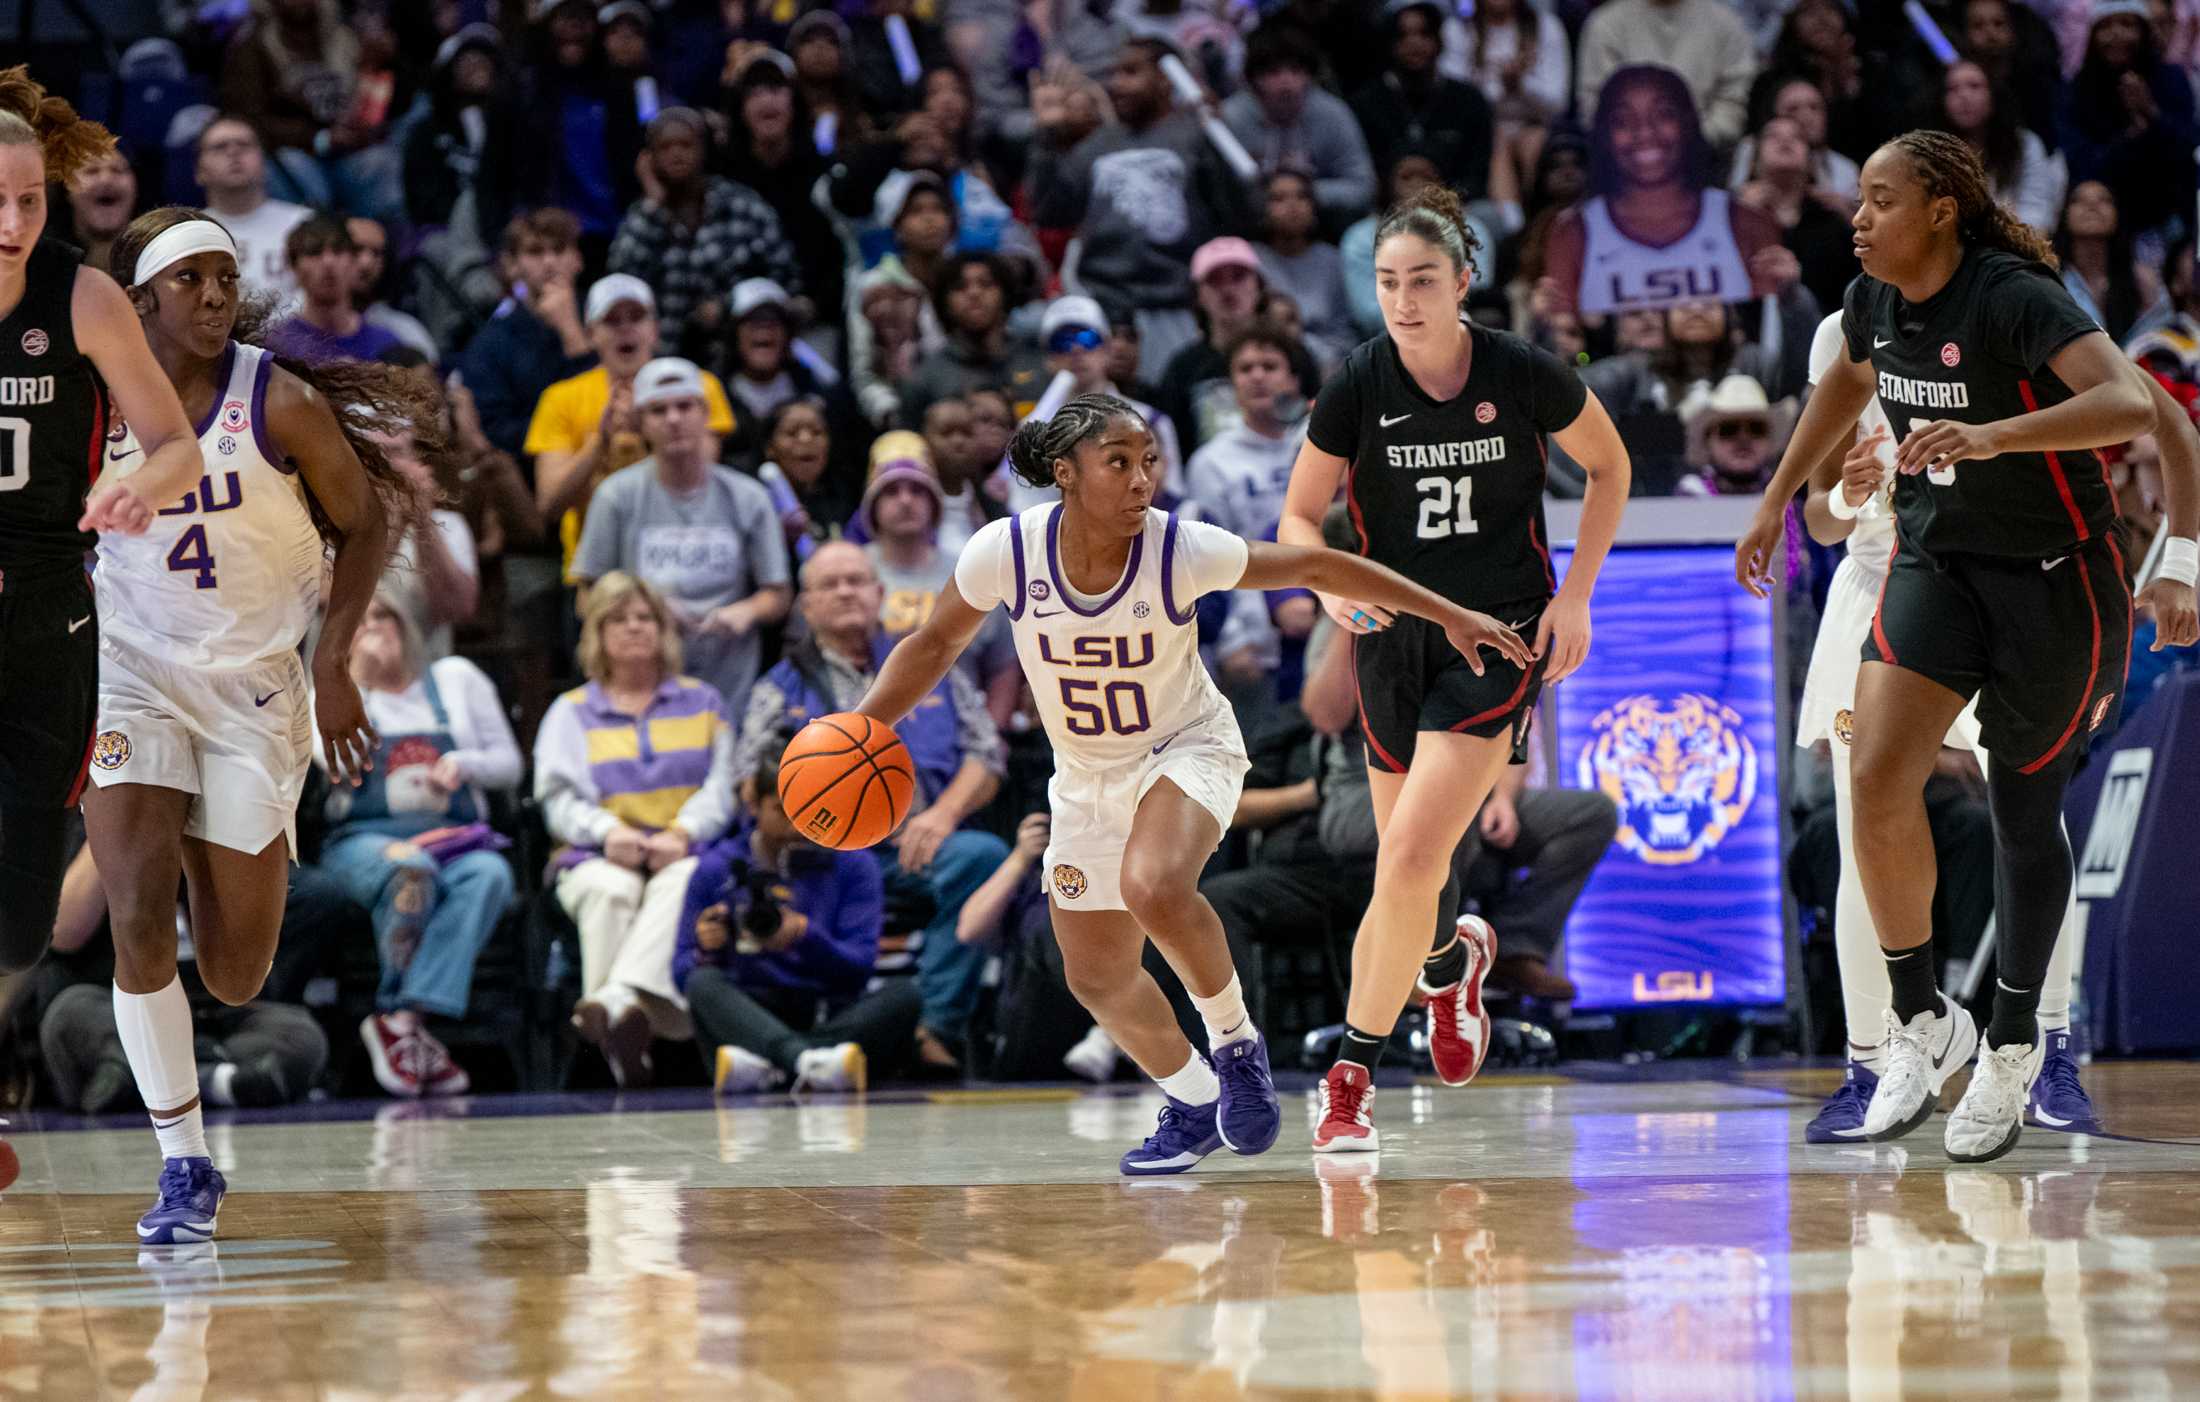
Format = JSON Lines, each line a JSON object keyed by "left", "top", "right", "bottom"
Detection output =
{"left": 98, "top": 341, "right": 323, "bottom": 668}
{"left": 955, "top": 504, "right": 1248, "bottom": 769}
{"left": 1577, "top": 188, "right": 1755, "bottom": 315}
{"left": 1807, "top": 311, "right": 1898, "bottom": 577}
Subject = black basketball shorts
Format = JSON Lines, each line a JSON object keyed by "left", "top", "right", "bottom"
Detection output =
{"left": 1862, "top": 533, "right": 2131, "bottom": 779}
{"left": 1352, "top": 602, "right": 1547, "bottom": 773}
{"left": 0, "top": 567, "right": 98, "bottom": 809}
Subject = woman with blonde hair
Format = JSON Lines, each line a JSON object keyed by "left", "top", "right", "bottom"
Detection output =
{"left": 534, "top": 571, "right": 739, "bottom": 1087}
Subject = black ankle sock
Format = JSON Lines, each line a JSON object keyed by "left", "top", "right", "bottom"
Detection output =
{"left": 1337, "top": 1024, "right": 1386, "bottom": 1073}
{"left": 1883, "top": 946, "right": 1940, "bottom": 1024}
{"left": 1422, "top": 937, "right": 1467, "bottom": 989}
{"left": 1986, "top": 978, "right": 2042, "bottom": 1050}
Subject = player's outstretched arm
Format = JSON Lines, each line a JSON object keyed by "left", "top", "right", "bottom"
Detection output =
{"left": 1276, "top": 439, "right": 1387, "bottom": 634}
{"left": 1239, "top": 543, "right": 1532, "bottom": 676}
{"left": 2137, "top": 366, "right": 2200, "bottom": 650}
{"left": 854, "top": 578, "right": 989, "bottom": 726}
{"left": 72, "top": 267, "right": 200, "bottom": 532}
{"left": 1738, "top": 346, "right": 1874, "bottom": 597}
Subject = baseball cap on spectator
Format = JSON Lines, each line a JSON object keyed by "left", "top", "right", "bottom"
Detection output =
{"left": 433, "top": 22, "right": 501, "bottom": 72}
{"left": 732, "top": 278, "right": 792, "bottom": 324}
{"left": 875, "top": 169, "right": 952, "bottom": 230}
{"left": 861, "top": 430, "right": 944, "bottom": 534}
{"left": 599, "top": 0, "right": 651, "bottom": 27}
{"left": 1191, "top": 237, "right": 1261, "bottom": 284}
{"left": 532, "top": 0, "right": 591, "bottom": 20}
{"left": 856, "top": 261, "right": 926, "bottom": 308}
{"left": 633, "top": 357, "right": 708, "bottom": 408}
{"left": 585, "top": 274, "right": 655, "bottom": 324}
{"left": 1041, "top": 295, "right": 1108, "bottom": 354}
{"left": 788, "top": 8, "right": 851, "bottom": 49}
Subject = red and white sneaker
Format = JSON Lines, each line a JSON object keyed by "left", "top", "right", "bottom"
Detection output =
{"left": 409, "top": 1028, "right": 471, "bottom": 1098}
{"left": 1312, "top": 1063, "right": 1380, "bottom": 1152}
{"left": 1419, "top": 914, "right": 1497, "bottom": 1087}
{"left": 360, "top": 1014, "right": 423, "bottom": 1098}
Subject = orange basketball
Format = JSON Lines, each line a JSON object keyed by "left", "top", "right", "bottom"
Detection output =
{"left": 777, "top": 712, "right": 917, "bottom": 851}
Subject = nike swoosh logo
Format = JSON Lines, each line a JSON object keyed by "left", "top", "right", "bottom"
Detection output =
{"left": 1930, "top": 1014, "right": 1959, "bottom": 1071}
{"left": 1874, "top": 337, "right": 1893, "bottom": 349}
{"left": 1505, "top": 617, "right": 1535, "bottom": 631}
{"left": 1379, "top": 413, "right": 1412, "bottom": 428}
{"left": 108, "top": 449, "right": 134, "bottom": 462}
{"left": 2031, "top": 1105, "right": 2073, "bottom": 1127}
{"left": 1033, "top": 608, "right": 1064, "bottom": 618}
{"left": 253, "top": 690, "right": 281, "bottom": 707}
{"left": 2042, "top": 556, "right": 2067, "bottom": 571}
{"left": 1151, "top": 731, "right": 1182, "bottom": 755}
{"left": 1825, "top": 1122, "right": 1871, "bottom": 1139}
{"left": 67, "top": 616, "right": 90, "bottom": 634}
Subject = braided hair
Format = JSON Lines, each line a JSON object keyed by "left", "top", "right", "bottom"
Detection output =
{"left": 1373, "top": 181, "right": 1482, "bottom": 283}
{"left": 0, "top": 65, "right": 113, "bottom": 184}
{"left": 1880, "top": 129, "right": 2059, "bottom": 271}
{"left": 1005, "top": 393, "right": 1146, "bottom": 489}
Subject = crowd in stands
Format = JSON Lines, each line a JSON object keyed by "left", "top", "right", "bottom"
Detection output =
{"left": 5, "top": 0, "right": 2198, "bottom": 1100}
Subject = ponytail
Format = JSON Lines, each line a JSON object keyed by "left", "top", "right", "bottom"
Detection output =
{"left": 1005, "top": 394, "right": 1144, "bottom": 489}
{"left": 1882, "top": 129, "right": 2059, "bottom": 271}
{"left": 0, "top": 65, "right": 114, "bottom": 185}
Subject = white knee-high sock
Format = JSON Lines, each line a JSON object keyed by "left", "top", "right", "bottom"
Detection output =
{"left": 113, "top": 976, "right": 208, "bottom": 1161}
{"left": 1188, "top": 973, "right": 1255, "bottom": 1049}
{"left": 1830, "top": 742, "right": 1889, "bottom": 1071}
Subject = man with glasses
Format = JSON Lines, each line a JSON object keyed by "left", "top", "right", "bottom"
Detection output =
{"left": 1006, "top": 295, "right": 1183, "bottom": 512}
{"left": 1678, "top": 372, "right": 1782, "bottom": 497}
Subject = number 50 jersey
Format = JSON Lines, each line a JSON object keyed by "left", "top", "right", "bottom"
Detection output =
{"left": 99, "top": 341, "right": 323, "bottom": 669}
{"left": 1308, "top": 324, "right": 1587, "bottom": 613}
{"left": 955, "top": 503, "right": 1247, "bottom": 770}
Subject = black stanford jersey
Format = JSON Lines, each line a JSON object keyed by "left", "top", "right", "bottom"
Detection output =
{"left": 0, "top": 241, "right": 106, "bottom": 576}
{"left": 1841, "top": 249, "right": 2109, "bottom": 560}
{"left": 1307, "top": 323, "right": 1587, "bottom": 609}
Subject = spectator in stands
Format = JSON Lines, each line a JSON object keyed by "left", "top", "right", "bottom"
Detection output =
{"left": 404, "top": 22, "right": 513, "bottom": 235}
{"left": 756, "top": 396, "right": 860, "bottom": 564}
{"left": 1575, "top": 0, "right": 1759, "bottom": 147}
{"left": 537, "top": 572, "right": 740, "bottom": 1087}
{"left": 370, "top": 424, "right": 479, "bottom": 660}
{"left": 846, "top": 0, "right": 954, "bottom": 118}
{"left": 849, "top": 260, "right": 937, "bottom": 428}
{"left": 950, "top": 811, "right": 1115, "bottom": 1080}
{"left": 898, "top": 252, "right": 1046, "bottom": 421}
{"left": 1731, "top": 77, "right": 1859, "bottom": 205}
{"left": 1266, "top": 0, "right": 1392, "bottom": 96}
{"left": 1959, "top": 0, "right": 2065, "bottom": 150}
{"left": 1009, "top": 295, "right": 1180, "bottom": 502}
{"left": 1934, "top": 59, "right": 2064, "bottom": 237}
{"left": 711, "top": 281, "right": 862, "bottom": 475}
{"left": 682, "top": 746, "right": 919, "bottom": 1094}
{"left": 875, "top": 170, "right": 961, "bottom": 295}
{"left": 601, "top": 0, "right": 666, "bottom": 125}
{"left": 2060, "top": 0, "right": 2198, "bottom": 239}
{"left": 527, "top": 275, "right": 739, "bottom": 574}
{"left": 515, "top": 0, "right": 644, "bottom": 251}
{"left": 1029, "top": 37, "right": 1259, "bottom": 374}
{"left": 197, "top": 116, "right": 311, "bottom": 303}
{"left": 319, "top": 594, "right": 522, "bottom": 1100}
{"left": 1350, "top": 3, "right": 1495, "bottom": 201}
{"left": 1157, "top": 236, "right": 1321, "bottom": 454}
{"left": 219, "top": 0, "right": 403, "bottom": 221}
{"left": 346, "top": 216, "right": 438, "bottom": 363}
{"left": 67, "top": 146, "right": 137, "bottom": 274}
{"left": 736, "top": 543, "right": 1010, "bottom": 1071}
{"left": 437, "top": 375, "right": 546, "bottom": 681}
{"left": 1185, "top": 324, "right": 1309, "bottom": 542}
{"left": 830, "top": 70, "right": 1039, "bottom": 274}
{"left": 1751, "top": 0, "right": 1876, "bottom": 163}
{"left": 721, "top": 55, "right": 844, "bottom": 336}
{"left": 786, "top": 7, "right": 873, "bottom": 156}
{"left": 1734, "top": 116, "right": 1859, "bottom": 314}
{"left": 923, "top": 395, "right": 1003, "bottom": 555}
{"left": 1676, "top": 373, "right": 1785, "bottom": 497}
{"left": 1493, "top": 130, "right": 1587, "bottom": 331}
{"left": 572, "top": 357, "right": 793, "bottom": 712}
{"left": 1253, "top": 170, "right": 1353, "bottom": 372}
{"left": 458, "top": 209, "right": 595, "bottom": 460}
{"left": 1439, "top": 0, "right": 1571, "bottom": 136}
{"left": 1222, "top": 27, "right": 1377, "bottom": 227}
{"left": 2056, "top": 180, "right": 2174, "bottom": 343}
{"left": 860, "top": 430, "right": 1018, "bottom": 711}
{"left": 268, "top": 216, "right": 405, "bottom": 364}
{"left": 608, "top": 107, "right": 804, "bottom": 354}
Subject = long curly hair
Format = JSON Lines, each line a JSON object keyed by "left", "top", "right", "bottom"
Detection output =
{"left": 1879, "top": 129, "right": 2059, "bottom": 270}
{"left": 0, "top": 65, "right": 115, "bottom": 184}
{"left": 109, "top": 207, "right": 437, "bottom": 553}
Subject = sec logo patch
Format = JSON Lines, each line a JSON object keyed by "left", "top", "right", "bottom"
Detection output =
{"left": 91, "top": 731, "right": 131, "bottom": 770}
{"left": 1476, "top": 401, "right": 1497, "bottom": 425}
{"left": 1052, "top": 864, "right": 1087, "bottom": 899}
{"left": 20, "top": 329, "right": 48, "bottom": 357}
{"left": 1941, "top": 342, "right": 1961, "bottom": 368}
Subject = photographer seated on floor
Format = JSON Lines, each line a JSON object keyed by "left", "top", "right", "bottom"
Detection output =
{"left": 677, "top": 747, "right": 922, "bottom": 1095}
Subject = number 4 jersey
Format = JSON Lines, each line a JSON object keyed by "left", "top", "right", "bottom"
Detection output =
{"left": 99, "top": 341, "right": 323, "bottom": 668}
{"left": 1308, "top": 323, "right": 1587, "bottom": 613}
{"left": 955, "top": 503, "right": 1246, "bottom": 770}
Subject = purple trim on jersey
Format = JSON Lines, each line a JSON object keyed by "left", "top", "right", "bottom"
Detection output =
{"left": 1007, "top": 511, "right": 1029, "bottom": 620}
{"left": 1159, "top": 513, "right": 1196, "bottom": 625}
{"left": 1044, "top": 502, "right": 1144, "bottom": 617}
{"left": 248, "top": 346, "right": 289, "bottom": 473}
{"left": 192, "top": 343, "right": 238, "bottom": 438}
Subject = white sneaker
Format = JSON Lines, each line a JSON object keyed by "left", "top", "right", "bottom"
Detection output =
{"left": 714, "top": 1045, "right": 783, "bottom": 1095}
{"left": 1863, "top": 994, "right": 1979, "bottom": 1142}
{"left": 1945, "top": 1034, "right": 2044, "bottom": 1163}
{"left": 793, "top": 1042, "right": 868, "bottom": 1093}
{"left": 1062, "top": 1026, "right": 1121, "bottom": 1083}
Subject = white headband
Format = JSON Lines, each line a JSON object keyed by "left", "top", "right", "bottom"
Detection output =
{"left": 132, "top": 220, "right": 239, "bottom": 287}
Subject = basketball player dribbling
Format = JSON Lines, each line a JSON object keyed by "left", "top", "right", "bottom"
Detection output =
{"left": 1278, "top": 184, "right": 1630, "bottom": 1152}
{"left": 1739, "top": 132, "right": 2199, "bottom": 1162}
{"left": 848, "top": 392, "right": 1533, "bottom": 1175}
{"left": 87, "top": 206, "right": 424, "bottom": 1242}
{"left": 0, "top": 71, "right": 210, "bottom": 1188}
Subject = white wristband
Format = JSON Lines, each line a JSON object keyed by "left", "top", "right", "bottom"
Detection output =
{"left": 1825, "top": 485, "right": 1863, "bottom": 520}
{"left": 2162, "top": 535, "right": 2198, "bottom": 588}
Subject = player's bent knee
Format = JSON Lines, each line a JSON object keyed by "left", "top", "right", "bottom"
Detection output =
{"left": 198, "top": 959, "right": 270, "bottom": 1007}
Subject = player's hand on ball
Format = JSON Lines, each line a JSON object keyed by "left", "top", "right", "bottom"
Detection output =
{"left": 1841, "top": 427, "right": 1890, "bottom": 508}
{"left": 1734, "top": 504, "right": 1785, "bottom": 598}
{"left": 2139, "top": 577, "right": 2200, "bottom": 650}
{"left": 78, "top": 479, "right": 152, "bottom": 535}
{"left": 1442, "top": 608, "right": 1532, "bottom": 677}
{"left": 604, "top": 824, "right": 650, "bottom": 869}
{"left": 1320, "top": 590, "right": 1393, "bottom": 635}
{"left": 315, "top": 673, "right": 380, "bottom": 787}
{"left": 1534, "top": 591, "right": 1593, "bottom": 682}
{"left": 1896, "top": 418, "right": 1998, "bottom": 476}
{"left": 894, "top": 806, "right": 956, "bottom": 872}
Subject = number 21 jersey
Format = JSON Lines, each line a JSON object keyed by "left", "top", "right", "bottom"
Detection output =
{"left": 1308, "top": 323, "right": 1587, "bottom": 612}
